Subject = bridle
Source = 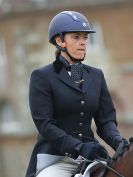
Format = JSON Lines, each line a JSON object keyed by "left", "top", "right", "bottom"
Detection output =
{"left": 98, "top": 138, "right": 133, "bottom": 177}
{"left": 95, "top": 141, "right": 126, "bottom": 177}
{"left": 83, "top": 143, "right": 125, "bottom": 177}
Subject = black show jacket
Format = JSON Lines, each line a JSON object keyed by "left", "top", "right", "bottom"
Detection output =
{"left": 25, "top": 57, "right": 117, "bottom": 177}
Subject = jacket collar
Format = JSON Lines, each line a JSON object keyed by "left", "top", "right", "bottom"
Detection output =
{"left": 53, "top": 57, "right": 93, "bottom": 93}
{"left": 53, "top": 56, "right": 91, "bottom": 73}
{"left": 53, "top": 57, "right": 63, "bottom": 73}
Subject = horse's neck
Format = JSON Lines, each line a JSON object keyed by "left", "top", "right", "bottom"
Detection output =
{"left": 107, "top": 143, "right": 133, "bottom": 177}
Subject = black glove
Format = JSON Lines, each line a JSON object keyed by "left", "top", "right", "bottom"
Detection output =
{"left": 113, "top": 137, "right": 128, "bottom": 151}
{"left": 98, "top": 146, "right": 108, "bottom": 159}
{"left": 79, "top": 141, "right": 106, "bottom": 160}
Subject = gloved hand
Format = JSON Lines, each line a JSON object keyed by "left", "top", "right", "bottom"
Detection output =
{"left": 79, "top": 141, "right": 107, "bottom": 160}
{"left": 98, "top": 145, "right": 108, "bottom": 159}
{"left": 113, "top": 137, "right": 128, "bottom": 151}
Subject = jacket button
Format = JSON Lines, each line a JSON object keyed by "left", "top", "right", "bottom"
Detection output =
{"left": 78, "top": 133, "right": 83, "bottom": 137}
{"left": 65, "top": 152, "right": 68, "bottom": 156}
{"left": 81, "top": 101, "right": 85, "bottom": 105}
{"left": 79, "top": 122, "right": 83, "bottom": 126}
{"left": 80, "top": 112, "right": 84, "bottom": 116}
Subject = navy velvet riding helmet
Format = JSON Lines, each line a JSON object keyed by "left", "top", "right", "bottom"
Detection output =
{"left": 48, "top": 11, "right": 96, "bottom": 45}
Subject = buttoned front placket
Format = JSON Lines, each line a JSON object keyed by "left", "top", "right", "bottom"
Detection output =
{"left": 64, "top": 99, "right": 86, "bottom": 158}
{"left": 78, "top": 99, "right": 86, "bottom": 140}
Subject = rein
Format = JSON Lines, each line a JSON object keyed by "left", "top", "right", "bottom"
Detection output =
{"left": 95, "top": 159, "right": 124, "bottom": 177}
{"left": 72, "top": 138, "right": 133, "bottom": 177}
{"left": 96, "top": 140, "right": 129, "bottom": 177}
{"left": 95, "top": 138, "right": 133, "bottom": 177}
{"left": 82, "top": 143, "right": 125, "bottom": 177}
{"left": 72, "top": 139, "right": 133, "bottom": 177}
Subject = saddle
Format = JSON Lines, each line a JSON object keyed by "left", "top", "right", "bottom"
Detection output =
{"left": 72, "top": 160, "right": 107, "bottom": 177}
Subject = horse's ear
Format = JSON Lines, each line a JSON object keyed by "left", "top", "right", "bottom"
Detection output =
{"left": 129, "top": 137, "right": 133, "bottom": 143}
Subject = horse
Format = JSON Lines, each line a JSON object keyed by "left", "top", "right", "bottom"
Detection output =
{"left": 91, "top": 137, "right": 133, "bottom": 177}
{"left": 73, "top": 137, "right": 133, "bottom": 177}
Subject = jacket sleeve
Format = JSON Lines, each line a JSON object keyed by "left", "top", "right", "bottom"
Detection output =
{"left": 29, "top": 69, "right": 81, "bottom": 156}
{"left": 94, "top": 70, "right": 122, "bottom": 150}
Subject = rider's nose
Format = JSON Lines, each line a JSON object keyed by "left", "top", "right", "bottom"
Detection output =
{"left": 79, "top": 38, "right": 87, "bottom": 45}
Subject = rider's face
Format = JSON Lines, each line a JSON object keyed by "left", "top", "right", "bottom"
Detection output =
{"left": 55, "top": 32, "right": 88, "bottom": 63}
{"left": 64, "top": 32, "right": 88, "bottom": 61}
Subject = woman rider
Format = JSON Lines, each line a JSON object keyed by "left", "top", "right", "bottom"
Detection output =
{"left": 25, "top": 11, "right": 128, "bottom": 177}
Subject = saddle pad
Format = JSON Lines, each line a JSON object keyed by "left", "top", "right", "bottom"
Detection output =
{"left": 74, "top": 160, "right": 106, "bottom": 177}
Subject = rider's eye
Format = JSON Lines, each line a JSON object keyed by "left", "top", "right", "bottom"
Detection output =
{"left": 72, "top": 35, "right": 79, "bottom": 39}
{"left": 84, "top": 36, "right": 88, "bottom": 40}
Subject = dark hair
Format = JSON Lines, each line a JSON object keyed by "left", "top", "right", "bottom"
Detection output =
{"left": 55, "top": 49, "right": 61, "bottom": 57}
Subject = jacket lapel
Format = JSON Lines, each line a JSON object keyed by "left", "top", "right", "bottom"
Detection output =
{"left": 53, "top": 58, "right": 81, "bottom": 92}
{"left": 58, "top": 67, "right": 81, "bottom": 92}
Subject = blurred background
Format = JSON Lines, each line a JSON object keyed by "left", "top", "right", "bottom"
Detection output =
{"left": 0, "top": 0, "right": 133, "bottom": 177}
